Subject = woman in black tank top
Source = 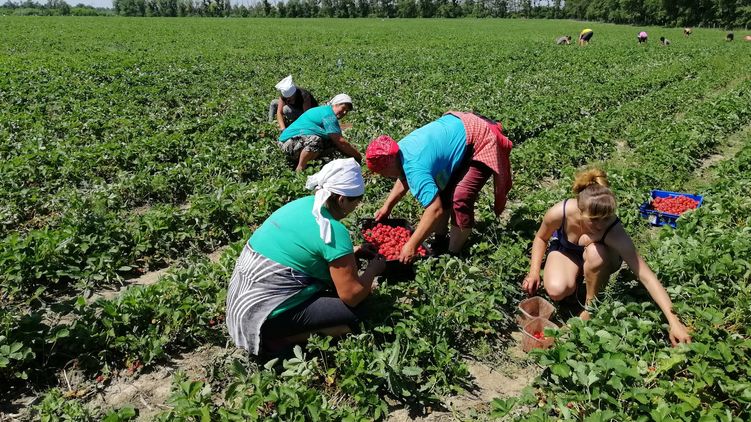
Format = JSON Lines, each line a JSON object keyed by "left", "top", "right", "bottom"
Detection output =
{"left": 521, "top": 169, "right": 691, "bottom": 346}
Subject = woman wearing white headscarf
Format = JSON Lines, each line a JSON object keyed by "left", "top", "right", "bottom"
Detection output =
{"left": 278, "top": 93, "right": 361, "bottom": 172}
{"left": 226, "top": 159, "right": 385, "bottom": 355}
{"left": 268, "top": 75, "right": 319, "bottom": 130}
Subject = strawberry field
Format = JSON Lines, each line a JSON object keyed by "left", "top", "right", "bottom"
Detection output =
{"left": 1, "top": 17, "right": 750, "bottom": 421}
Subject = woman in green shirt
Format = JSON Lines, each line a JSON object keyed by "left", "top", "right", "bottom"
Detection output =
{"left": 226, "top": 158, "right": 385, "bottom": 355}
{"left": 278, "top": 94, "right": 362, "bottom": 172}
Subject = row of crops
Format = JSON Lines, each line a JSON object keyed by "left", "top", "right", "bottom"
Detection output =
{"left": 1, "top": 17, "right": 750, "bottom": 420}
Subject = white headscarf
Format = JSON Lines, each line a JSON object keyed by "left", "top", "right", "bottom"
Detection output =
{"left": 275, "top": 75, "right": 297, "bottom": 97}
{"left": 329, "top": 93, "right": 353, "bottom": 107}
{"left": 305, "top": 158, "right": 365, "bottom": 244}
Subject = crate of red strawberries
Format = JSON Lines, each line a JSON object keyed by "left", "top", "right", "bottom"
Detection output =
{"left": 359, "top": 218, "right": 431, "bottom": 276}
{"left": 639, "top": 190, "right": 704, "bottom": 228}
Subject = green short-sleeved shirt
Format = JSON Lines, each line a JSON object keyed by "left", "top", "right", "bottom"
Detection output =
{"left": 278, "top": 105, "right": 341, "bottom": 142}
{"left": 249, "top": 195, "right": 354, "bottom": 282}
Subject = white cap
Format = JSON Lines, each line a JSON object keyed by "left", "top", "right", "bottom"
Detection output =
{"left": 275, "top": 75, "right": 297, "bottom": 97}
{"left": 329, "top": 93, "right": 353, "bottom": 107}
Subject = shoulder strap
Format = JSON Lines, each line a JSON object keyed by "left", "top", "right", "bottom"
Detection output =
{"left": 600, "top": 217, "right": 621, "bottom": 243}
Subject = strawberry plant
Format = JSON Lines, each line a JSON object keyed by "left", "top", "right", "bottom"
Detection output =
{"left": 1, "top": 16, "right": 750, "bottom": 421}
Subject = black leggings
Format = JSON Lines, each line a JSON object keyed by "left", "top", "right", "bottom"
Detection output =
{"left": 261, "top": 294, "right": 365, "bottom": 339}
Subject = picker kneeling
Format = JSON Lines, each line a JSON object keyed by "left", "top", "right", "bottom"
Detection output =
{"left": 226, "top": 158, "right": 385, "bottom": 355}
{"left": 521, "top": 169, "right": 692, "bottom": 346}
{"left": 277, "top": 94, "right": 361, "bottom": 172}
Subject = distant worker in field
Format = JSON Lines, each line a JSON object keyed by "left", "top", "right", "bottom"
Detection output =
{"left": 556, "top": 35, "right": 572, "bottom": 45}
{"left": 683, "top": 27, "right": 692, "bottom": 37}
{"left": 660, "top": 36, "right": 671, "bottom": 46}
{"left": 521, "top": 169, "right": 692, "bottom": 346}
{"left": 268, "top": 75, "right": 319, "bottom": 131}
{"left": 726, "top": 32, "right": 734, "bottom": 41}
{"left": 366, "top": 111, "right": 513, "bottom": 261}
{"left": 637, "top": 31, "right": 648, "bottom": 44}
{"left": 278, "top": 94, "right": 362, "bottom": 172}
{"left": 579, "top": 28, "right": 594, "bottom": 46}
{"left": 226, "top": 158, "right": 385, "bottom": 355}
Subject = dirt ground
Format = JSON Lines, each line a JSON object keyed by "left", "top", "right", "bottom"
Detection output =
{"left": 388, "top": 332, "right": 540, "bottom": 421}
{"left": 86, "top": 344, "right": 241, "bottom": 421}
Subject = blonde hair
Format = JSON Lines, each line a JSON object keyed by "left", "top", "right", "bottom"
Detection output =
{"left": 573, "top": 169, "right": 616, "bottom": 219}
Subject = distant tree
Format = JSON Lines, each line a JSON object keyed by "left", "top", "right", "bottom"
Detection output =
{"left": 397, "top": 0, "right": 416, "bottom": 16}
{"left": 417, "top": 0, "right": 433, "bottom": 16}
{"left": 490, "top": 0, "right": 506, "bottom": 17}
{"left": 115, "top": 0, "right": 146, "bottom": 15}
{"left": 304, "top": 0, "right": 319, "bottom": 16}
{"left": 354, "top": 0, "right": 369, "bottom": 15}
{"left": 46, "top": 0, "right": 70, "bottom": 14}
{"left": 738, "top": 4, "right": 751, "bottom": 28}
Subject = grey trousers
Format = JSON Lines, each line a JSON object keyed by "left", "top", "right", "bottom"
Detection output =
{"left": 268, "top": 99, "right": 303, "bottom": 125}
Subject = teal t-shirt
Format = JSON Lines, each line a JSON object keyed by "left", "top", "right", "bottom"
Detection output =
{"left": 399, "top": 114, "right": 468, "bottom": 207}
{"left": 279, "top": 105, "right": 341, "bottom": 142}
{"left": 249, "top": 196, "right": 354, "bottom": 282}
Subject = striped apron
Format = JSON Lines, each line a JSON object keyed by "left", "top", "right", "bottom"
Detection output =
{"left": 226, "top": 244, "right": 317, "bottom": 355}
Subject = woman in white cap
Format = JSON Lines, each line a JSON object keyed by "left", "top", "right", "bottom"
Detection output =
{"left": 268, "top": 75, "right": 319, "bottom": 130}
{"left": 278, "top": 94, "right": 361, "bottom": 172}
{"left": 226, "top": 158, "right": 385, "bottom": 355}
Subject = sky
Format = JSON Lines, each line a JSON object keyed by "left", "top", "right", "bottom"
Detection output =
{"left": 77, "top": 0, "right": 111, "bottom": 6}
{"left": 73, "top": 0, "right": 110, "bottom": 6}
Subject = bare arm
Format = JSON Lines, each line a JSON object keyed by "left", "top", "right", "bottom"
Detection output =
{"left": 607, "top": 227, "right": 691, "bottom": 345}
{"left": 275, "top": 97, "right": 286, "bottom": 130}
{"left": 399, "top": 195, "right": 444, "bottom": 263}
{"left": 329, "top": 253, "right": 385, "bottom": 307}
{"left": 522, "top": 202, "right": 563, "bottom": 295}
{"left": 375, "top": 177, "right": 408, "bottom": 221}
{"left": 328, "top": 133, "right": 362, "bottom": 163}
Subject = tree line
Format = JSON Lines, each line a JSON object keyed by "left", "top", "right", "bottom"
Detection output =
{"left": 564, "top": 0, "right": 750, "bottom": 29}
{"left": 111, "top": 0, "right": 750, "bottom": 28}
{"left": 2, "top": 0, "right": 748, "bottom": 29}
{"left": 107, "top": 0, "right": 559, "bottom": 19}
{"left": 0, "top": 0, "right": 112, "bottom": 15}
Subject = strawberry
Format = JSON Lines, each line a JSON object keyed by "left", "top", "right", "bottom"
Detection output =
{"left": 651, "top": 195, "right": 699, "bottom": 215}
{"left": 363, "top": 223, "right": 428, "bottom": 261}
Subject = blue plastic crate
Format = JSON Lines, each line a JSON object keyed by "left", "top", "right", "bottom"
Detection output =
{"left": 639, "top": 190, "right": 704, "bottom": 228}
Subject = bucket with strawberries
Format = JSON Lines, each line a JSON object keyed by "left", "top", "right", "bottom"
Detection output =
{"left": 521, "top": 317, "right": 558, "bottom": 352}
{"left": 359, "top": 218, "right": 431, "bottom": 277}
{"left": 517, "top": 296, "right": 556, "bottom": 326}
{"left": 639, "top": 190, "right": 704, "bottom": 228}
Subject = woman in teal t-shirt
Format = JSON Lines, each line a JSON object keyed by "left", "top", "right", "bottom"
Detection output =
{"left": 226, "top": 159, "right": 385, "bottom": 355}
{"left": 278, "top": 94, "right": 362, "bottom": 173}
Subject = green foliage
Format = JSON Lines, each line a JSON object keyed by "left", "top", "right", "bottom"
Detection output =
{"left": 34, "top": 388, "right": 93, "bottom": 422}
{"left": 1, "top": 17, "right": 750, "bottom": 421}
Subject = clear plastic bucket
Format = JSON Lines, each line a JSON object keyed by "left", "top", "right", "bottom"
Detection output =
{"left": 521, "top": 317, "right": 558, "bottom": 352}
{"left": 518, "top": 296, "right": 555, "bottom": 325}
